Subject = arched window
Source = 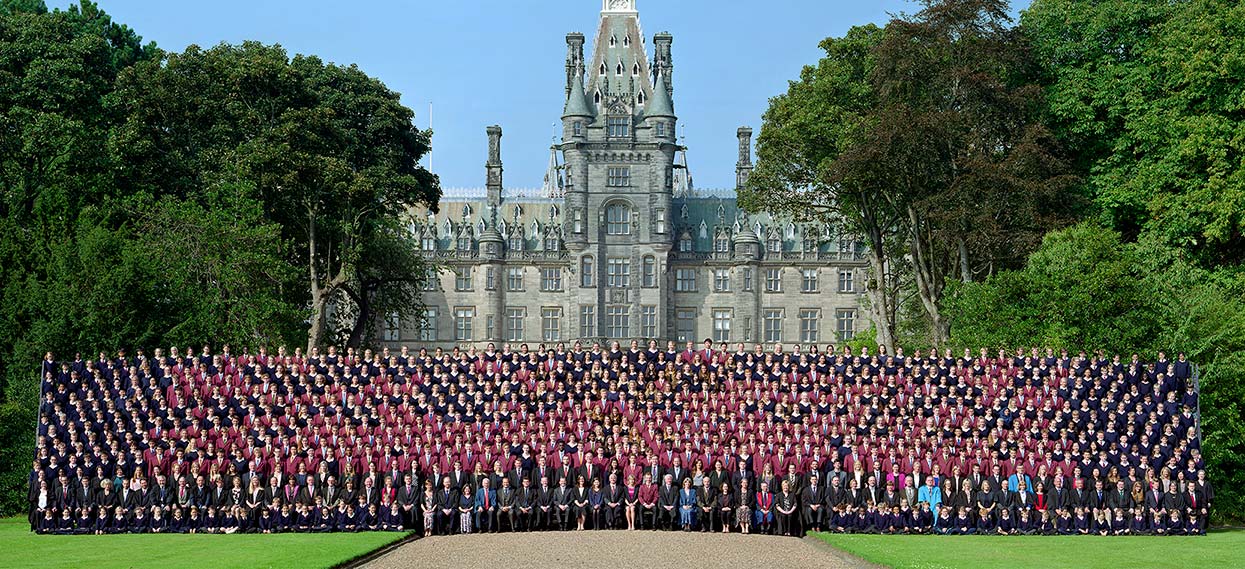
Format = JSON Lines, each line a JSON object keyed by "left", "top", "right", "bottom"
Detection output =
{"left": 605, "top": 203, "right": 632, "bottom": 235}
{"left": 581, "top": 255, "right": 595, "bottom": 287}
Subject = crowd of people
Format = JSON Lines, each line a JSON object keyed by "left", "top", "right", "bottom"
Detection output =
{"left": 29, "top": 340, "right": 1209, "bottom": 537}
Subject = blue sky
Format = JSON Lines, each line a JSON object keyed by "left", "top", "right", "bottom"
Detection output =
{"left": 54, "top": 0, "right": 1031, "bottom": 191}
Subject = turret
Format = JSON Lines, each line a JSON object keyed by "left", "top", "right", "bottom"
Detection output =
{"left": 486, "top": 125, "right": 503, "bottom": 207}
{"left": 652, "top": 32, "right": 673, "bottom": 95}
{"left": 736, "top": 126, "right": 753, "bottom": 189}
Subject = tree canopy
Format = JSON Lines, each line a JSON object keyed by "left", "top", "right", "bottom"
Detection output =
{"left": 0, "top": 0, "right": 438, "bottom": 515}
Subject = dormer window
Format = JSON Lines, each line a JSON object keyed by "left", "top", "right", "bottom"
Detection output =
{"left": 594, "top": 90, "right": 602, "bottom": 104}
{"left": 600, "top": 63, "right": 606, "bottom": 75}
{"left": 616, "top": 61, "right": 623, "bottom": 75}
{"left": 632, "top": 63, "right": 640, "bottom": 76}
{"left": 624, "top": 34, "right": 631, "bottom": 47}
{"left": 609, "top": 35, "right": 617, "bottom": 47}
{"left": 637, "top": 92, "right": 645, "bottom": 104}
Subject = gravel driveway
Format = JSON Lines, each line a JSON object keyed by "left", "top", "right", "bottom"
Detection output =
{"left": 361, "top": 531, "right": 878, "bottom": 569}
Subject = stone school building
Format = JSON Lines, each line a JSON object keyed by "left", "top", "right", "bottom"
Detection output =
{"left": 384, "top": 1, "right": 866, "bottom": 349}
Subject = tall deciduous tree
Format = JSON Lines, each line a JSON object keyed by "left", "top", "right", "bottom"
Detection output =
{"left": 741, "top": 25, "right": 905, "bottom": 352}
{"left": 109, "top": 43, "right": 441, "bottom": 352}
{"left": 745, "top": 0, "right": 1079, "bottom": 348}
{"left": 864, "top": 0, "right": 1080, "bottom": 345}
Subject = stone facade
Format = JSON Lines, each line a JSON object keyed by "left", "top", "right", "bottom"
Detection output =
{"left": 381, "top": 1, "right": 867, "bottom": 349}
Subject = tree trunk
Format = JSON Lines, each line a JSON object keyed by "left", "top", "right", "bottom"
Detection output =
{"left": 862, "top": 221, "right": 898, "bottom": 353}
{"left": 307, "top": 287, "right": 330, "bottom": 353}
{"left": 307, "top": 212, "right": 323, "bottom": 354}
{"left": 865, "top": 246, "right": 897, "bottom": 353}
{"left": 958, "top": 238, "right": 972, "bottom": 283}
{"left": 907, "top": 206, "right": 950, "bottom": 347}
{"left": 345, "top": 282, "right": 374, "bottom": 349}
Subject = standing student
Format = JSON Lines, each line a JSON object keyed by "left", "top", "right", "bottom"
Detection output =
{"left": 588, "top": 478, "right": 605, "bottom": 530}
{"left": 420, "top": 481, "right": 437, "bottom": 537}
{"left": 776, "top": 479, "right": 798, "bottom": 536}
{"left": 717, "top": 482, "right": 734, "bottom": 533}
{"left": 572, "top": 476, "right": 590, "bottom": 531}
{"left": 624, "top": 475, "right": 640, "bottom": 531}
{"left": 679, "top": 478, "right": 697, "bottom": 531}
{"left": 736, "top": 479, "right": 753, "bottom": 534}
{"left": 457, "top": 486, "right": 474, "bottom": 535}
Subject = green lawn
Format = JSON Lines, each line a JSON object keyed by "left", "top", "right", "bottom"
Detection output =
{"left": 814, "top": 528, "right": 1245, "bottom": 569}
{"left": 0, "top": 517, "right": 410, "bottom": 569}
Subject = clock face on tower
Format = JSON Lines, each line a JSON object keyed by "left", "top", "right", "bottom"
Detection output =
{"left": 606, "top": 0, "right": 634, "bottom": 12}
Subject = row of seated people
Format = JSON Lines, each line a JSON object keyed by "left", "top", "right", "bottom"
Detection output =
{"left": 30, "top": 343, "right": 1204, "bottom": 536}
{"left": 32, "top": 473, "right": 1207, "bottom": 537}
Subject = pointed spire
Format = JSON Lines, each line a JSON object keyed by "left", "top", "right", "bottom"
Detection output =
{"left": 645, "top": 69, "right": 674, "bottom": 118}
{"left": 542, "top": 147, "right": 565, "bottom": 199}
{"left": 563, "top": 72, "right": 595, "bottom": 119}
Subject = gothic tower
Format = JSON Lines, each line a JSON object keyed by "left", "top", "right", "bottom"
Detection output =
{"left": 560, "top": 0, "right": 680, "bottom": 341}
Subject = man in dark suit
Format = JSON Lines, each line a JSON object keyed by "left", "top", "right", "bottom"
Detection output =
{"left": 436, "top": 477, "right": 456, "bottom": 534}
{"left": 668, "top": 457, "right": 687, "bottom": 487}
{"left": 658, "top": 474, "right": 679, "bottom": 530}
{"left": 1089, "top": 479, "right": 1109, "bottom": 513}
{"left": 146, "top": 475, "right": 172, "bottom": 514}
{"left": 531, "top": 457, "right": 556, "bottom": 492}
{"left": 1108, "top": 480, "right": 1133, "bottom": 511}
{"left": 552, "top": 478, "right": 572, "bottom": 531}
{"left": 360, "top": 477, "right": 379, "bottom": 508}
{"left": 1049, "top": 476, "right": 1070, "bottom": 512}
{"left": 496, "top": 476, "right": 516, "bottom": 532}
{"left": 647, "top": 456, "right": 666, "bottom": 488}
{"left": 801, "top": 471, "right": 824, "bottom": 531}
{"left": 555, "top": 461, "right": 575, "bottom": 489}
{"left": 826, "top": 475, "right": 847, "bottom": 510}
{"left": 396, "top": 473, "right": 418, "bottom": 529}
{"left": 535, "top": 477, "right": 554, "bottom": 531}
{"left": 515, "top": 477, "right": 535, "bottom": 531}
{"left": 1144, "top": 482, "right": 1165, "bottom": 513}
{"left": 579, "top": 451, "right": 600, "bottom": 486}
{"left": 732, "top": 461, "right": 752, "bottom": 490}
{"left": 322, "top": 477, "right": 341, "bottom": 508}
{"left": 448, "top": 461, "right": 469, "bottom": 493}
{"left": 604, "top": 472, "right": 624, "bottom": 529}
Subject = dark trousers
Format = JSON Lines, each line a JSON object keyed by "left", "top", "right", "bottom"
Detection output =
{"left": 474, "top": 507, "right": 494, "bottom": 532}
{"left": 641, "top": 505, "right": 657, "bottom": 529}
